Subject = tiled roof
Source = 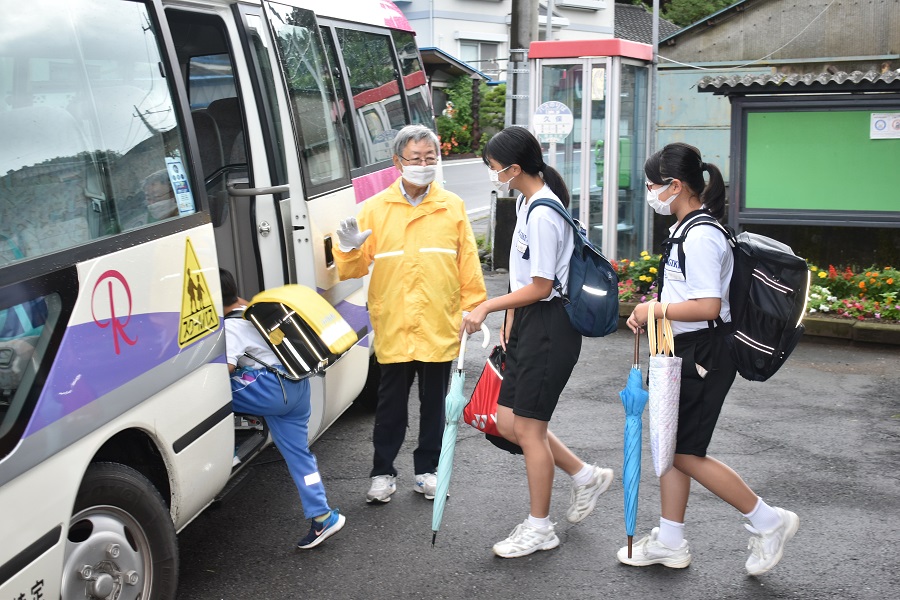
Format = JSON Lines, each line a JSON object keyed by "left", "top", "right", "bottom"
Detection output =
{"left": 698, "top": 70, "right": 900, "bottom": 94}
{"left": 615, "top": 4, "right": 680, "bottom": 45}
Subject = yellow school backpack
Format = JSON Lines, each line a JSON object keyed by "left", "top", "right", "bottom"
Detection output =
{"left": 242, "top": 284, "right": 358, "bottom": 380}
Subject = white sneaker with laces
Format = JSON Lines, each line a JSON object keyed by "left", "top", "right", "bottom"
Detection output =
{"left": 566, "top": 465, "right": 614, "bottom": 523}
{"left": 493, "top": 520, "right": 560, "bottom": 558}
{"left": 365, "top": 475, "right": 397, "bottom": 503}
{"left": 745, "top": 507, "right": 799, "bottom": 575}
{"left": 616, "top": 527, "right": 692, "bottom": 568}
{"left": 414, "top": 472, "right": 437, "bottom": 500}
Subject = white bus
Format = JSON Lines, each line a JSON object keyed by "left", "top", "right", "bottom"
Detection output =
{"left": 0, "top": 0, "right": 434, "bottom": 598}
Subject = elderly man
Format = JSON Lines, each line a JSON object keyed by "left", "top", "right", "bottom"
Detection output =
{"left": 335, "top": 124, "right": 486, "bottom": 504}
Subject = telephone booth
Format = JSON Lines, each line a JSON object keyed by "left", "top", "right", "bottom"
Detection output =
{"left": 529, "top": 39, "right": 652, "bottom": 261}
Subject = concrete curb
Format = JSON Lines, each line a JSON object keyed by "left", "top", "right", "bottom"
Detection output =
{"left": 617, "top": 301, "right": 900, "bottom": 346}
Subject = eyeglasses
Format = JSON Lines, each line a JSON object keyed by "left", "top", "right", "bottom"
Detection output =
{"left": 645, "top": 179, "right": 673, "bottom": 192}
{"left": 399, "top": 155, "right": 438, "bottom": 166}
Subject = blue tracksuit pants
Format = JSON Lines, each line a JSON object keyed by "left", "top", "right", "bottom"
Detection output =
{"left": 231, "top": 367, "right": 330, "bottom": 519}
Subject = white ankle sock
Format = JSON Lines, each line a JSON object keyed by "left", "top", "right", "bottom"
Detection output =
{"left": 658, "top": 517, "right": 685, "bottom": 549}
{"left": 528, "top": 514, "right": 552, "bottom": 529}
{"left": 572, "top": 463, "right": 594, "bottom": 486}
{"left": 743, "top": 497, "right": 781, "bottom": 532}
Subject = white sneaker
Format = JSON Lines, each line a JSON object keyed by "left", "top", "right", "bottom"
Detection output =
{"left": 616, "top": 527, "right": 692, "bottom": 568}
{"left": 745, "top": 507, "right": 799, "bottom": 575}
{"left": 492, "top": 520, "right": 560, "bottom": 558}
{"left": 414, "top": 472, "right": 437, "bottom": 500}
{"left": 566, "top": 465, "right": 614, "bottom": 523}
{"left": 365, "top": 475, "right": 397, "bottom": 503}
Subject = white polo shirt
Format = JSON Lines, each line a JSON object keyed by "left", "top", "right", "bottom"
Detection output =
{"left": 661, "top": 211, "right": 733, "bottom": 335}
{"left": 508, "top": 185, "right": 574, "bottom": 301}
{"left": 225, "top": 307, "right": 280, "bottom": 370}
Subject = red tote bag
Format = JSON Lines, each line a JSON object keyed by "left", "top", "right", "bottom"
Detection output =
{"left": 464, "top": 345, "right": 505, "bottom": 436}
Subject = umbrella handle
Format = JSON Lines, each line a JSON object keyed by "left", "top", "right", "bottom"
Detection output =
{"left": 458, "top": 322, "right": 490, "bottom": 371}
{"left": 633, "top": 329, "right": 641, "bottom": 366}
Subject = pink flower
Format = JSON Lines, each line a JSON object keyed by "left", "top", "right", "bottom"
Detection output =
{"left": 875, "top": 313, "right": 881, "bottom": 319}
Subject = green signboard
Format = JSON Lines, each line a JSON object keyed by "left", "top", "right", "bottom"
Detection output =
{"left": 745, "top": 110, "right": 900, "bottom": 212}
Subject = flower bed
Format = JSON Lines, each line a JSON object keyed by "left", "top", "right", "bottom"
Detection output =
{"left": 614, "top": 251, "right": 661, "bottom": 304}
{"left": 614, "top": 251, "right": 899, "bottom": 325}
{"left": 806, "top": 265, "right": 900, "bottom": 323}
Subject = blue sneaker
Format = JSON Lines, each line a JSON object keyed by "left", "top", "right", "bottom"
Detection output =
{"left": 297, "top": 508, "right": 345, "bottom": 549}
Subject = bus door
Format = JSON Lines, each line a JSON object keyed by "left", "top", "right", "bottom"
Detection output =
{"left": 165, "top": 2, "right": 369, "bottom": 441}
{"left": 166, "top": 5, "right": 296, "bottom": 301}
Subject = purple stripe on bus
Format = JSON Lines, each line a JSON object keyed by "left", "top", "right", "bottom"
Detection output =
{"left": 25, "top": 297, "right": 368, "bottom": 437}
{"left": 24, "top": 313, "right": 192, "bottom": 436}
{"left": 332, "top": 297, "right": 370, "bottom": 348}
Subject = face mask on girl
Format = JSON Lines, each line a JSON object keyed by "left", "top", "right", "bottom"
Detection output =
{"left": 401, "top": 164, "right": 437, "bottom": 187}
{"left": 646, "top": 182, "right": 676, "bottom": 215}
{"left": 488, "top": 164, "right": 513, "bottom": 192}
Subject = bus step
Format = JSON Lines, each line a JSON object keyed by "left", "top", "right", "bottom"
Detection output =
{"left": 215, "top": 464, "right": 254, "bottom": 504}
{"left": 234, "top": 430, "right": 267, "bottom": 465}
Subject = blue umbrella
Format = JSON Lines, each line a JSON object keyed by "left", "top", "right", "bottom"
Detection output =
{"left": 619, "top": 331, "right": 649, "bottom": 558}
{"left": 431, "top": 323, "right": 489, "bottom": 546}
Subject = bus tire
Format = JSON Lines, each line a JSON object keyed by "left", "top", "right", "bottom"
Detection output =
{"left": 63, "top": 462, "right": 178, "bottom": 600}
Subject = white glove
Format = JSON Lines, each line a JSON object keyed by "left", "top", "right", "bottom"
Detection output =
{"left": 336, "top": 217, "right": 372, "bottom": 251}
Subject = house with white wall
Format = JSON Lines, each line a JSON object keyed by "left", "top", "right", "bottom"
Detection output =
{"left": 395, "top": 0, "right": 614, "bottom": 81}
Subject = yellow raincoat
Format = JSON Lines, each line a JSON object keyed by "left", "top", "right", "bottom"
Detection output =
{"left": 335, "top": 179, "right": 486, "bottom": 364}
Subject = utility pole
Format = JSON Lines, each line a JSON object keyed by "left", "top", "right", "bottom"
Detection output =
{"left": 506, "top": 0, "right": 538, "bottom": 129}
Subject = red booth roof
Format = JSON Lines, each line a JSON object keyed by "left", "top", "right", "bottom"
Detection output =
{"left": 529, "top": 39, "right": 652, "bottom": 61}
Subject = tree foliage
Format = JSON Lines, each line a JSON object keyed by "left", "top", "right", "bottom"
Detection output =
{"left": 435, "top": 75, "right": 474, "bottom": 155}
{"left": 623, "top": 0, "right": 733, "bottom": 28}
{"left": 662, "top": 0, "right": 732, "bottom": 27}
{"left": 478, "top": 83, "right": 506, "bottom": 149}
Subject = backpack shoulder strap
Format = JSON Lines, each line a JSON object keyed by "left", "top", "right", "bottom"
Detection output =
{"left": 661, "top": 211, "right": 732, "bottom": 278}
{"left": 526, "top": 198, "right": 577, "bottom": 232}
{"left": 522, "top": 198, "right": 572, "bottom": 297}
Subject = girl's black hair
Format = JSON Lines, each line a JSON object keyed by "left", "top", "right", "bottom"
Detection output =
{"left": 483, "top": 126, "right": 570, "bottom": 208}
{"left": 644, "top": 142, "right": 726, "bottom": 220}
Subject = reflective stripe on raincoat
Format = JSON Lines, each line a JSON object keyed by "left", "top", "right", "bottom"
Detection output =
{"left": 335, "top": 179, "right": 487, "bottom": 364}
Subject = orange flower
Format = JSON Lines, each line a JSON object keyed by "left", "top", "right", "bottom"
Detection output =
{"left": 888, "top": 278, "right": 894, "bottom": 285}
{"left": 859, "top": 281, "right": 866, "bottom": 289}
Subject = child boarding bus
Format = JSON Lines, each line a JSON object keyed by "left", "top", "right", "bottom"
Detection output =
{"left": 0, "top": 0, "right": 434, "bottom": 597}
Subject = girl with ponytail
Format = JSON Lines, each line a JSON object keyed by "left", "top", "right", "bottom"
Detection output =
{"left": 621, "top": 143, "right": 799, "bottom": 575}
{"left": 461, "top": 126, "right": 614, "bottom": 559}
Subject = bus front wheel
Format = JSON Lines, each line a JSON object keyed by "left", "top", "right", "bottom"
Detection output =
{"left": 62, "top": 463, "right": 178, "bottom": 600}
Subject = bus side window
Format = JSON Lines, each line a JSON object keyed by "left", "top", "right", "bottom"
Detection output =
{"left": 0, "top": 292, "right": 60, "bottom": 460}
{"left": 320, "top": 27, "right": 358, "bottom": 170}
{"left": 391, "top": 30, "right": 434, "bottom": 128}
{"left": 0, "top": 1, "right": 199, "bottom": 266}
{"left": 335, "top": 28, "right": 406, "bottom": 167}
{"left": 267, "top": 3, "right": 350, "bottom": 195}
{"left": 0, "top": 105, "right": 98, "bottom": 261}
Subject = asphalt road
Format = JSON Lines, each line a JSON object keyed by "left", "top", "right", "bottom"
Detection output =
{"left": 176, "top": 272, "right": 900, "bottom": 600}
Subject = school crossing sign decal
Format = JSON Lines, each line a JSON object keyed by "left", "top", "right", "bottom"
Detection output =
{"left": 178, "top": 237, "right": 219, "bottom": 348}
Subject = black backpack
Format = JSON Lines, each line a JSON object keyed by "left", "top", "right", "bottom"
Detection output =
{"left": 660, "top": 210, "right": 810, "bottom": 382}
{"left": 525, "top": 198, "right": 619, "bottom": 337}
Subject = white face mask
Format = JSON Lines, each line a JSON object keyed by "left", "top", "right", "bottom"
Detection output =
{"left": 488, "top": 165, "right": 512, "bottom": 192}
{"left": 647, "top": 182, "right": 676, "bottom": 215}
{"left": 401, "top": 164, "right": 436, "bottom": 187}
